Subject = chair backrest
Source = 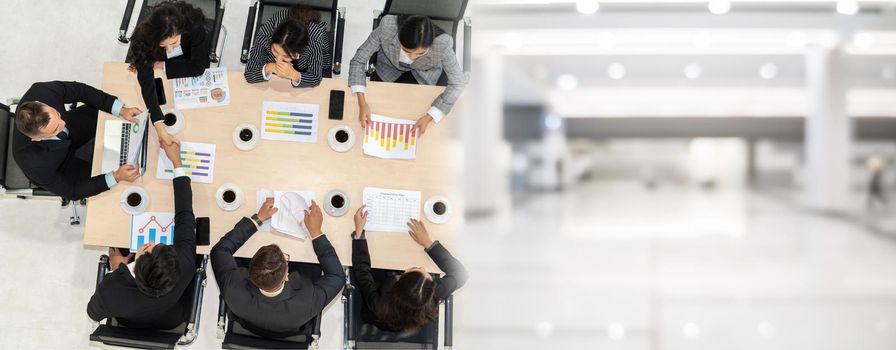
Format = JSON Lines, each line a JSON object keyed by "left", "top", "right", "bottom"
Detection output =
{"left": 1, "top": 104, "right": 34, "bottom": 190}
{"left": 383, "top": 0, "right": 468, "bottom": 39}
{"left": 257, "top": 0, "right": 338, "bottom": 44}
{"left": 138, "top": 0, "right": 220, "bottom": 23}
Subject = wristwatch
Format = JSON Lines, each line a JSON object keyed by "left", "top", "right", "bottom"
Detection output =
{"left": 250, "top": 214, "right": 263, "bottom": 227}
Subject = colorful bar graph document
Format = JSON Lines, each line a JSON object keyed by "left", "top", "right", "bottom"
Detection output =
{"left": 362, "top": 187, "right": 421, "bottom": 232}
{"left": 156, "top": 141, "right": 217, "bottom": 184}
{"left": 363, "top": 114, "right": 418, "bottom": 160}
{"left": 130, "top": 212, "right": 175, "bottom": 252}
{"left": 261, "top": 101, "right": 319, "bottom": 143}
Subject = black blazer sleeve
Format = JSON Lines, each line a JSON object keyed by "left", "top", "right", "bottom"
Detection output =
{"left": 211, "top": 217, "right": 257, "bottom": 291}
{"left": 135, "top": 64, "right": 164, "bottom": 124}
{"left": 351, "top": 237, "right": 381, "bottom": 314}
{"left": 86, "top": 266, "right": 128, "bottom": 321}
{"left": 309, "top": 235, "right": 346, "bottom": 314}
{"left": 30, "top": 81, "right": 118, "bottom": 113}
{"left": 427, "top": 241, "right": 468, "bottom": 300}
{"left": 26, "top": 163, "right": 109, "bottom": 201}
{"left": 172, "top": 176, "right": 197, "bottom": 281}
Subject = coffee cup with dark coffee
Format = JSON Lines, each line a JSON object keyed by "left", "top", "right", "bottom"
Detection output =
{"left": 163, "top": 113, "right": 177, "bottom": 126}
{"left": 433, "top": 201, "right": 446, "bottom": 215}
{"left": 216, "top": 184, "right": 243, "bottom": 211}
{"left": 126, "top": 193, "right": 143, "bottom": 207}
{"left": 323, "top": 189, "right": 350, "bottom": 217}
{"left": 233, "top": 124, "right": 260, "bottom": 151}
{"left": 239, "top": 128, "right": 254, "bottom": 142}
{"left": 222, "top": 190, "right": 236, "bottom": 203}
{"left": 335, "top": 130, "right": 349, "bottom": 143}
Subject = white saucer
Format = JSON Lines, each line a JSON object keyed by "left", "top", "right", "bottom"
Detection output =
{"left": 120, "top": 186, "right": 150, "bottom": 215}
{"left": 323, "top": 189, "right": 350, "bottom": 217}
{"left": 216, "top": 183, "right": 244, "bottom": 211}
{"left": 233, "top": 124, "right": 260, "bottom": 151}
{"left": 424, "top": 196, "right": 451, "bottom": 224}
{"left": 161, "top": 109, "right": 185, "bottom": 134}
{"left": 327, "top": 125, "right": 355, "bottom": 153}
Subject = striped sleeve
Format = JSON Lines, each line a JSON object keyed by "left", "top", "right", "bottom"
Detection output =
{"left": 295, "top": 22, "right": 330, "bottom": 88}
{"left": 243, "top": 10, "right": 288, "bottom": 83}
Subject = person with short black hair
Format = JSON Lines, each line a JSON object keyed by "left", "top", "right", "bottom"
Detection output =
{"left": 243, "top": 4, "right": 332, "bottom": 87}
{"left": 211, "top": 199, "right": 345, "bottom": 338}
{"left": 349, "top": 15, "right": 467, "bottom": 135}
{"left": 11, "top": 81, "right": 142, "bottom": 201}
{"left": 126, "top": 0, "right": 210, "bottom": 148}
{"left": 351, "top": 205, "right": 468, "bottom": 331}
{"left": 86, "top": 140, "right": 197, "bottom": 329}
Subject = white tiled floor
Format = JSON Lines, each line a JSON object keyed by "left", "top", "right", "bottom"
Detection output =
{"left": 3, "top": 181, "right": 896, "bottom": 348}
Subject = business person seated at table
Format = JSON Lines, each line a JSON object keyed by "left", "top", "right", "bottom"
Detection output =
{"left": 211, "top": 199, "right": 345, "bottom": 338}
{"left": 349, "top": 15, "right": 467, "bottom": 135}
{"left": 87, "top": 141, "right": 197, "bottom": 329}
{"left": 244, "top": 4, "right": 332, "bottom": 88}
{"left": 126, "top": 0, "right": 210, "bottom": 147}
{"left": 351, "top": 206, "right": 468, "bottom": 331}
{"left": 12, "top": 81, "right": 142, "bottom": 201}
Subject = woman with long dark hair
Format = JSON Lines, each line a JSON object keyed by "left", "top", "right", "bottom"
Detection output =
{"left": 126, "top": 0, "right": 210, "bottom": 146}
{"left": 349, "top": 15, "right": 467, "bottom": 136}
{"left": 244, "top": 4, "right": 332, "bottom": 87}
{"left": 351, "top": 206, "right": 468, "bottom": 331}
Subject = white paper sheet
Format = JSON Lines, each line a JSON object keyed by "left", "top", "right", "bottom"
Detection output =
{"left": 362, "top": 187, "right": 421, "bottom": 232}
{"left": 270, "top": 190, "right": 316, "bottom": 239}
{"left": 172, "top": 67, "right": 231, "bottom": 109}
{"left": 130, "top": 212, "right": 175, "bottom": 252}
{"left": 156, "top": 141, "right": 216, "bottom": 184}
{"left": 260, "top": 101, "right": 319, "bottom": 143}
{"left": 362, "top": 114, "right": 418, "bottom": 160}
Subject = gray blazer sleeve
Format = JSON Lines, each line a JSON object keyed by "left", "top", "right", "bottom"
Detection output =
{"left": 348, "top": 20, "right": 388, "bottom": 88}
{"left": 430, "top": 35, "right": 467, "bottom": 117}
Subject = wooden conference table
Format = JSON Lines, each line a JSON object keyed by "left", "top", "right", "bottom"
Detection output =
{"left": 85, "top": 62, "right": 462, "bottom": 273}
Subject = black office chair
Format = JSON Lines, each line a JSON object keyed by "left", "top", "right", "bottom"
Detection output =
{"left": 118, "top": 0, "right": 227, "bottom": 64}
{"left": 343, "top": 268, "right": 455, "bottom": 349}
{"left": 216, "top": 259, "right": 324, "bottom": 349}
{"left": 0, "top": 99, "right": 83, "bottom": 225}
{"left": 89, "top": 254, "right": 209, "bottom": 349}
{"left": 367, "top": 0, "right": 472, "bottom": 77}
{"left": 239, "top": 0, "right": 346, "bottom": 76}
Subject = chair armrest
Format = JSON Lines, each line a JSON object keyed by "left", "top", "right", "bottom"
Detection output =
{"left": 343, "top": 268, "right": 355, "bottom": 342}
{"left": 187, "top": 255, "right": 208, "bottom": 325}
{"left": 209, "top": 1, "right": 226, "bottom": 63}
{"left": 462, "top": 17, "right": 471, "bottom": 75}
{"left": 118, "top": 0, "right": 137, "bottom": 43}
{"left": 217, "top": 294, "right": 227, "bottom": 338}
{"left": 240, "top": 2, "right": 258, "bottom": 64}
{"left": 333, "top": 7, "right": 346, "bottom": 75}
{"left": 444, "top": 295, "right": 454, "bottom": 348}
{"left": 96, "top": 255, "right": 109, "bottom": 291}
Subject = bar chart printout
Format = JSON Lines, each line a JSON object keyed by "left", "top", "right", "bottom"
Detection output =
{"left": 156, "top": 141, "right": 217, "bottom": 184}
{"left": 130, "top": 212, "right": 175, "bottom": 252}
{"left": 261, "top": 101, "right": 319, "bottom": 143}
{"left": 363, "top": 114, "right": 418, "bottom": 160}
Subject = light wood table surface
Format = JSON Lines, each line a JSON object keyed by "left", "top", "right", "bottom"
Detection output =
{"left": 85, "top": 62, "right": 462, "bottom": 273}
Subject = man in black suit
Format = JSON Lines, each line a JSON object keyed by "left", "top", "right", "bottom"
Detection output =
{"left": 211, "top": 199, "right": 345, "bottom": 338}
{"left": 12, "top": 81, "right": 142, "bottom": 201}
{"left": 86, "top": 141, "right": 197, "bottom": 329}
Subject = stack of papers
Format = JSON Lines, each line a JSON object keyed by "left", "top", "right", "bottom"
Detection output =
{"left": 258, "top": 189, "right": 316, "bottom": 240}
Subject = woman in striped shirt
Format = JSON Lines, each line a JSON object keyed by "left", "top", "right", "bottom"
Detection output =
{"left": 244, "top": 5, "right": 332, "bottom": 88}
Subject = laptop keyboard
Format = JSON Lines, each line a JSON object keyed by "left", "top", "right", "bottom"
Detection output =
{"left": 119, "top": 123, "right": 130, "bottom": 166}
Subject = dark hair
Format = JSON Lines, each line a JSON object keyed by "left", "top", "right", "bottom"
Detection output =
{"left": 379, "top": 271, "right": 439, "bottom": 331}
{"left": 249, "top": 244, "right": 288, "bottom": 291}
{"left": 288, "top": 4, "right": 321, "bottom": 25}
{"left": 397, "top": 15, "right": 443, "bottom": 50}
{"left": 15, "top": 101, "right": 50, "bottom": 138}
{"left": 126, "top": 0, "right": 206, "bottom": 69}
{"left": 271, "top": 19, "right": 309, "bottom": 58}
{"left": 134, "top": 244, "right": 180, "bottom": 298}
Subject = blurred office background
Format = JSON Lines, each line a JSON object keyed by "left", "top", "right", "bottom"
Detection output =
{"left": 459, "top": 0, "right": 896, "bottom": 349}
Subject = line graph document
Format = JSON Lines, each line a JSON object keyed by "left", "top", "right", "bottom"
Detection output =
{"left": 362, "top": 187, "right": 421, "bottom": 232}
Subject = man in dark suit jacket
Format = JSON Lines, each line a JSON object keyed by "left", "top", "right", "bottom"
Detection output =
{"left": 211, "top": 199, "right": 345, "bottom": 338}
{"left": 86, "top": 141, "right": 197, "bottom": 329}
{"left": 12, "top": 81, "right": 142, "bottom": 201}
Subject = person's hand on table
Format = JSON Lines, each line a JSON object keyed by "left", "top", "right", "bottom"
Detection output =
{"left": 108, "top": 247, "right": 133, "bottom": 270}
{"left": 257, "top": 198, "right": 278, "bottom": 222}
{"left": 114, "top": 164, "right": 140, "bottom": 183}
{"left": 358, "top": 99, "right": 371, "bottom": 129}
{"left": 304, "top": 200, "right": 324, "bottom": 239}
{"left": 353, "top": 205, "right": 368, "bottom": 238}
{"left": 414, "top": 114, "right": 434, "bottom": 136}
{"left": 407, "top": 218, "right": 434, "bottom": 249}
{"left": 120, "top": 106, "right": 143, "bottom": 123}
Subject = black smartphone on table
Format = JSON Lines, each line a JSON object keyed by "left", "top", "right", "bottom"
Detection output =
{"left": 328, "top": 90, "right": 344, "bottom": 120}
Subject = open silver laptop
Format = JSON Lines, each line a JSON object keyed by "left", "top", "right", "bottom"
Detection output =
{"left": 101, "top": 112, "right": 149, "bottom": 175}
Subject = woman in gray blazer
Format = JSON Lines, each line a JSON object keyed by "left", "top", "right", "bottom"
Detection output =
{"left": 349, "top": 15, "right": 467, "bottom": 135}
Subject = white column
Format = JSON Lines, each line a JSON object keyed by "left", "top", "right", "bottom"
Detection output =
{"left": 803, "top": 45, "right": 852, "bottom": 211}
{"left": 462, "top": 53, "right": 509, "bottom": 215}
